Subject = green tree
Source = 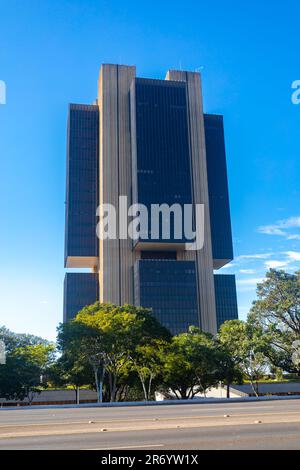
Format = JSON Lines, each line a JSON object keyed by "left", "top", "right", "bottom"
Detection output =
{"left": 0, "top": 326, "right": 50, "bottom": 353}
{"left": 162, "top": 327, "right": 221, "bottom": 399}
{"left": 57, "top": 302, "right": 171, "bottom": 402}
{"left": 213, "top": 342, "right": 243, "bottom": 398}
{"left": 57, "top": 319, "right": 106, "bottom": 402}
{"left": 112, "top": 365, "right": 145, "bottom": 402}
{"left": 218, "top": 319, "right": 268, "bottom": 396}
{"left": 48, "top": 353, "right": 93, "bottom": 404}
{"left": 249, "top": 269, "right": 300, "bottom": 374}
{"left": 0, "top": 343, "right": 55, "bottom": 403}
{"left": 130, "top": 339, "right": 169, "bottom": 401}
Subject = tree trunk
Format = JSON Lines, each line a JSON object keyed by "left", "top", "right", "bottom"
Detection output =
{"left": 28, "top": 391, "right": 34, "bottom": 405}
{"left": 199, "top": 382, "right": 206, "bottom": 398}
{"left": 147, "top": 375, "right": 153, "bottom": 401}
{"left": 170, "top": 389, "right": 179, "bottom": 400}
{"left": 110, "top": 381, "right": 117, "bottom": 402}
{"left": 140, "top": 377, "right": 148, "bottom": 401}
{"left": 250, "top": 379, "right": 259, "bottom": 397}
{"left": 94, "top": 367, "right": 99, "bottom": 402}
{"left": 99, "top": 380, "right": 103, "bottom": 403}
{"left": 94, "top": 366, "right": 103, "bottom": 403}
{"left": 226, "top": 382, "right": 230, "bottom": 399}
{"left": 108, "top": 372, "right": 113, "bottom": 401}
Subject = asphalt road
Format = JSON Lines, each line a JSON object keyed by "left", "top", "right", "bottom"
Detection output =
{"left": 0, "top": 399, "right": 300, "bottom": 450}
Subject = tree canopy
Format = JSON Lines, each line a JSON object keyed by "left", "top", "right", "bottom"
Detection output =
{"left": 249, "top": 269, "right": 300, "bottom": 374}
{"left": 57, "top": 302, "right": 171, "bottom": 402}
{"left": 162, "top": 326, "right": 223, "bottom": 399}
{"left": 3, "top": 270, "right": 300, "bottom": 405}
{"left": 0, "top": 343, "right": 55, "bottom": 403}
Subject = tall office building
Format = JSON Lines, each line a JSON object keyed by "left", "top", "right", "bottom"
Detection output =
{"left": 64, "top": 64, "right": 238, "bottom": 335}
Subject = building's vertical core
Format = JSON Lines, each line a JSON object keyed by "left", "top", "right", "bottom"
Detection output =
{"left": 98, "top": 65, "right": 136, "bottom": 305}
{"left": 64, "top": 64, "right": 238, "bottom": 335}
{"left": 166, "top": 70, "right": 217, "bottom": 334}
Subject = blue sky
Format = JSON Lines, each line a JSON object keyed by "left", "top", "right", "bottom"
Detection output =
{"left": 0, "top": 0, "right": 299, "bottom": 340}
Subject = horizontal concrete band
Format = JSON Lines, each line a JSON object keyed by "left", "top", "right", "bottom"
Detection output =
{"left": 2, "top": 395, "right": 300, "bottom": 411}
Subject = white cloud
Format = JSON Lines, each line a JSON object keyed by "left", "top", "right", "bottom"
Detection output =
{"left": 236, "top": 277, "right": 265, "bottom": 293}
{"left": 258, "top": 216, "right": 300, "bottom": 240}
{"left": 237, "top": 277, "right": 265, "bottom": 286}
{"left": 239, "top": 269, "right": 256, "bottom": 274}
{"left": 287, "top": 234, "right": 300, "bottom": 240}
{"left": 285, "top": 251, "right": 300, "bottom": 262}
{"left": 280, "top": 217, "right": 300, "bottom": 228}
{"left": 236, "top": 253, "right": 272, "bottom": 261}
{"left": 264, "top": 260, "right": 288, "bottom": 269}
{"left": 259, "top": 227, "right": 286, "bottom": 236}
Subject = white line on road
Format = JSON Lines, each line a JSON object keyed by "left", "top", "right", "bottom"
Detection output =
{"left": 188, "top": 406, "right": 275, "bottom": 412}
{"left": 84, "top": 444, "right": 165, "bottom": 450}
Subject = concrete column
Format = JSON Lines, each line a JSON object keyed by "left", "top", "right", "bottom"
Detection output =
{"left": 98, "top": 64, "right": 136, "bottom": 305}
{"left": 166, "top": 70, "right": 217, "bottom": 334}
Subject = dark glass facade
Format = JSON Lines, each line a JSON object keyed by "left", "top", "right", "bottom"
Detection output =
{"left": 64, "top": 66, "right": 238, "bottom": 334}
{"left": 63, "top": 273, "right": 99, "bottom": 322}
{"left": 214, "top": 274, "right": 238, "bottom": 330}
{"left": 204, "top": 114, "right": 233, "bottom": 265}
{"left": 65, "top": 104, "right": 99, "bottom": 263}
{"left": 141, "top": 251, "right": 177, "bottom": 260}
{"left": 134, "top": 260, "right": 199, "bottom": 335}
{"left": 133, "top": 78, "right": 193, "bottom": 243}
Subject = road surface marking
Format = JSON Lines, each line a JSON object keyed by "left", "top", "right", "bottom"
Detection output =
{"left": 188, "top": 406, "right": 275, "bottom": 412}
{"left": 84, "top": 444, "right": 165, "bottom": 450}
{"left": 0, "top": 409, "right": 297, "bottom": 432}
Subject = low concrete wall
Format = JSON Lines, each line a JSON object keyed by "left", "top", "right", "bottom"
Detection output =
{"left": 1, "top": 394, "right": 300, "bottom": 411}
{"left": 230, "top": 382, "right": 300, "bottom": 397}
{"left": 0, "top": 389, "right": 97, "bottom": 407}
